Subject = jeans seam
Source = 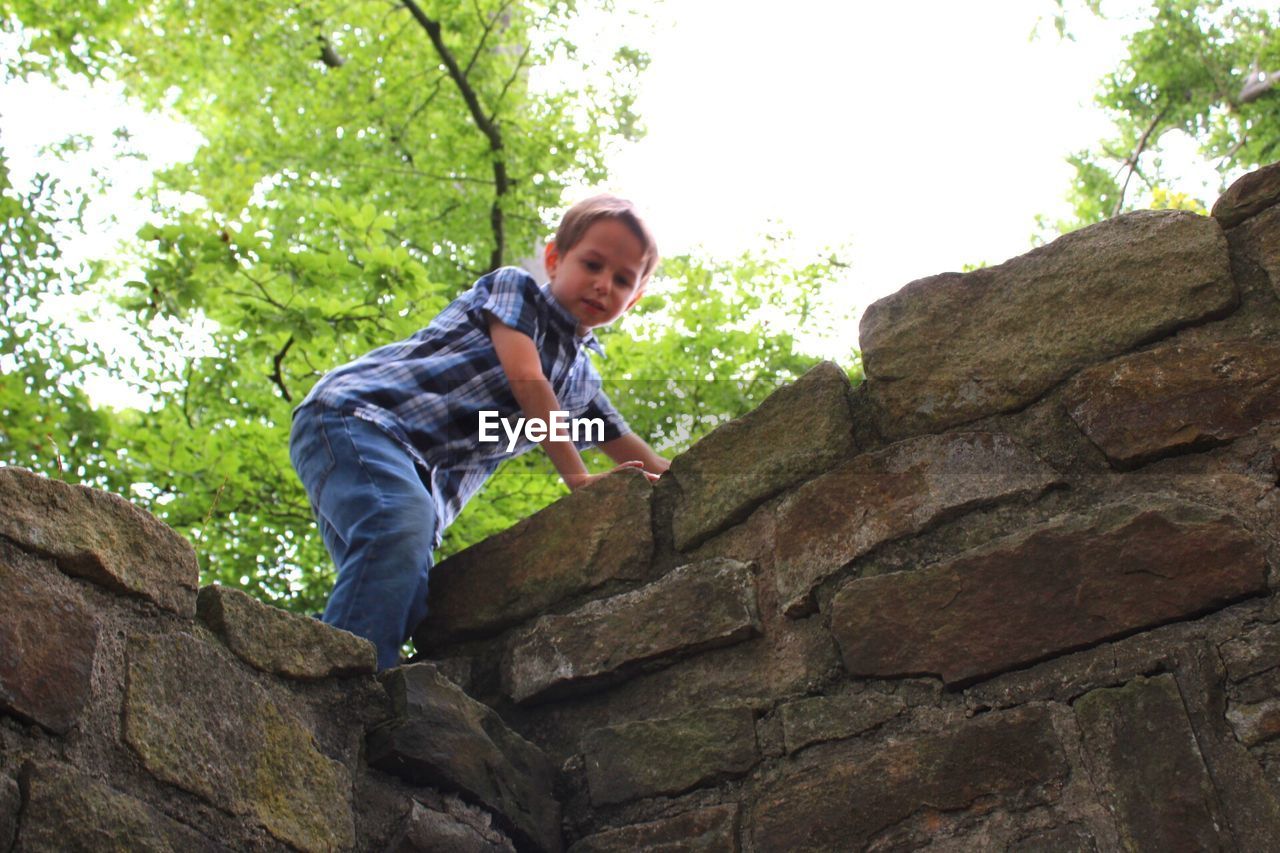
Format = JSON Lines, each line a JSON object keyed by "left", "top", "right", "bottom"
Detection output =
{"left": 324, "top": 410, "right": 391, "bottom": 629}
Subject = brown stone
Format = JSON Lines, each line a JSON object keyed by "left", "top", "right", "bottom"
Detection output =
{"left": 367, "top": 663, "right": 560, "bottom": 853}
{"left": 773, "top": 431, "right": 1058, "bottom": 616}
{"left": 17, "top": 761, "right": 221, "bottom": 853}
{"left": 1074, "top": 675, "right": 1227, "bottom": 851}
{"left": 778, "top": 691, "right": 905, "bottom": 754}
{"left": 1231, "top": 203, "right": 1280, "bottom": 299}
{"left": 582, "top": 706, "right": 758, "bottom": 806}
{"left": 1008, "top": 824, "right": 1098, "bottom": 852}
{"left": 830, "top": 500, "right": 1266, "bottom": 686}
{"left": 0, "top": 548, "right": 99, "bottom": 734}
{"left": 668, "top": 361, "right": 856, "bottom": 551}
{"left": 860, "top": 210, "right": 1235, "bottom": 438}
{"left": 1063, "top": 338, "right": 1280, "bottom": 468}
{"left": 1227, "top": 697, "right": 1280, "bottom": 747}
{"left": 568, "top": 804, "right": 739, "bottom": 853}
{"left": 750, "top": 706, "right": 1067, "bottom": 850}
{"left": 197, "top": 584, "right": 376, "bottom": 680}
{"left": 503, "top": 558, "right": 761, "bottom": 704}
{"left": 0, "top": 466, "right": 198, "bottom": 616}
{"left": 1212, "top": 160, "right": 1280, "bottom": 227}
{"left": 1220, "top": 622, "right": 1280, "bottom": 682}
{"left": 123, "top": 632, "right": 354, "bottom": 852}
{"left": 417, "top": 468, "right": 653, "bottom": 648}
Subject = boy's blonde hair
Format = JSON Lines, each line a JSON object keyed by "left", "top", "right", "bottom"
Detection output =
{"left": 554, "top": 194, "right": 660, "bottom": 283}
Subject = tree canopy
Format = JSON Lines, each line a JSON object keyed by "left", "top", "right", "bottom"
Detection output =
{"left": 1044, "top": 0, "right": 1278, "bottom": 231}
{"left": 1, "top": 1, "right": 851, "bottom": 615}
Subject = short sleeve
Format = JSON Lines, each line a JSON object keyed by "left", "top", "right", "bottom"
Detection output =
{"left": 468, "top": 267, "right": 540, "bottom": 340}
{"left": 575, "top": 387, "right": 631, "bottom": 450}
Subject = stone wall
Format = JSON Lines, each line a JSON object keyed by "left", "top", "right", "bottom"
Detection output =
{"left": 3, "top": 161, "right": 1280, "bottom": 851}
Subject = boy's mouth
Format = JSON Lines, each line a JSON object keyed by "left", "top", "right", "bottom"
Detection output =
{"left": 582, "top": 298, "right": 605, "bottom": 313}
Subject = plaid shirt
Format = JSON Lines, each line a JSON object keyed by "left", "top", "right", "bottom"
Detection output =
{"left": 298, "top": 266, "right": 630, "bottom": 546}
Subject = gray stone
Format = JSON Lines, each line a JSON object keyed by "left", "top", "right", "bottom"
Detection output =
{"left": 582, "top": 706, "right": 758, "bottom": 806}
{"left": 503, "top": 558, "right": 761, "bottom": 704}
{"left": 417, "top": 468, "right": 653, "bottom": 648}
{"left": 1063, "top": 338, "right": 1280, "bottom": 468}
{"left": 0, "top": 773, "right": 18, "bottom": 853}
{"left": 197, "top": 584, "right": 375, "bottom": 679}
{"left": 367, "top": 663, "right": 560, "bottom": 853}
{"left": 778, "top": 691, "right": 905, "bottom": 754}
{"left": 0, "top": 548, "right": 99, "bottom": 734}
{"left": 773, "top": 431, "right": 1058, "bottom": 616}
{"left": 1212, "top": 160, "right": 1280, "bottom": 227}
{"left": 0, "top": 466, "right": 198, "bottom": 616}
{"left": 16, "top": 761, "right": 221, "bottom": 853}
{"left": 750, "top": 706, "right": 1067, "bottom": 850}
{"left": 123, "top": 631, "right": 354, "bottom": 852}
{"left": 830, "top": 500, "right": 1266, "bottom": 686}
{"left": 1074, "top": 675, "right": 1226, "bottom": 851}
{"left": 1220, "top": 622, "right": 1280, "bottom": 682}
{"left": 668, "top": 361, "right": 856, "bottom": 551}
{"left": 860, "top": 210, "right": 1236, "bottom": 438}
{"left": 1227, "top": 697, "right": 1280, "bottom": 747}
{"left": 389, "top": 800, "right": 515, "bottom": 853}
{"left": 568, "top": 804, "right": 739, "bottom": 852}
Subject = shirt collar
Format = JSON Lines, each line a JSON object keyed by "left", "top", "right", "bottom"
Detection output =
{"left": 539, "top": 282, "right": 606, "bottom": 356}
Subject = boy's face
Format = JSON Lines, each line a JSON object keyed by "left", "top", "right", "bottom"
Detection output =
{"left": 545, "top": 218, "right": 647, "bottom": 336}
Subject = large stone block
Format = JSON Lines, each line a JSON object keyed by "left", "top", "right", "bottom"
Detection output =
{"left": 860, "top": 210, "right": 1236, "bottom": 438}
{"left": 197, "top": 584, "right": 375, "bottom": 679}
{"left": 1213, "top": 160, "right": 1280, "bottom": 227}
{"left": 417, "top": 468, "right": 653, "bottom": 648}
{"left": 773, "top": 431, "right": 1058, "bottom": 616}
{"left": 750, "top": 706, "right": 1067, "bottom": 850}
{"left": 123, "top": 632, "right": 354, "bottom": 852}
{"left": 1231, "top": 203, "right": 1280, "bottom": 299}
{"left": 582, "top": 706, "right": 758, "bottom": 806}
{"left": 367, "top": 664, "right": 560, "bottom": 853}
{"left": 388, "top": 800, "right": 516, "bottom": 853}
{"left": 568, "top": 804, "right": 739, "bottom": 853}
{"left": 0, "top": 467, "right": 198, "bottom": 616}
{"left": 778, "top": 691, "right": 905, "bottom": 754}
{"left": 16, "top": 761, "right": 221, "bottom": 853}
{"left": 1064, "top": 338, "right": 1280, "bottom": 468}
{"left": 503, "top": 558, "right": 761, "bottom": 704}
{"left": 0, "top": 549, "right": 99, "bottom": 734}
{"left": 1074, "top": 675, "right": 1226, "bottom": 851}
{"left": 830, "top": 500, "right": 1266, "bottom": 686}
{"left": 668, "top": 361, "right": 856, "bottom": 551}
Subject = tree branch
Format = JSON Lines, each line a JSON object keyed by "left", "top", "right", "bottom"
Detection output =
{"left": 1113, "top": 106, "right": 1169, "bottom": 216}
{"left": 270, "top": 335, "right": 295, "bottom": 402}
{"left": 401, "top": 0, "right": 510, "bottom": 271}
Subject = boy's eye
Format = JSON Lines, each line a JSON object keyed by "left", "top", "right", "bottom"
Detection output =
{"left": 582, "top": 259, "right": 602, "bottom": 271}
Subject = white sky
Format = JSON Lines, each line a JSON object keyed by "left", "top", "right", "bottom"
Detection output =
{"left": 2, "top": 1, "right": 1233, "bottom": 401}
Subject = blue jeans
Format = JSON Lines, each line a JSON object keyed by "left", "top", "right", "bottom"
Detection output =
{"left": 289, "top": 403, "right": 435, "bottom": 670}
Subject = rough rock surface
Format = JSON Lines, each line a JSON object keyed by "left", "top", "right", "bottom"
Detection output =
{"left": 16, "top": 761, "right": 222, "bottom": 853}
{"left": 750, "top": 706, "right": 1067, "bottom": 850}
{"left": 772, "top": 431, "right": 1058, "bottom": 615}
{"left": 1232, "top": 204, "right": 1280, "bottom": 298}
{"left": 1064, "top": 338, "right": 1280, "bottom": 467}
{"left": 777, "top": 691, "right": 905, "bottom": 754}
{"left": 860, "top": 210, "right": 1235, "bottom": 438}
{"left": 0, "top": 773, "right": 19, "bottom": 852}
{"left": 417, "top": 468, "right": 653, "bottom": 648}
{"left": 0, "top": 466, "right": 198, "bottom": 615}
{"left": 830, "top": 500, "right": 1266, "bottom": 685}
{"left": 581, "top": 706, "right": 758, "bottom": 806}
{"left": 568, "top": 804, "right": 739, "bottom": 853}
{"left": 1075, "top": 675, "right": 1225, "bottom": 851}
{"left": 386, "top": 800, "right": 516, "bottom": 853}
{"left": 668, "top": 361, "right": 856, "bottom": 550}
{"left": 197, "top": 584, "right": 376, "bottom": 679}
{"left": 0, "top": 547, "right": 100, "bottom": 734}
{"left": 123, "top": 632, "right": 355, "bottom": 852}
{"left": 367, "top": 664, "right": 560, "bottom": 853}
{"left": 503, "top": 558, "right": 761, "bottom": 704}
{"left": 1212, "top": 160, "right": 1280, "bottom": 227}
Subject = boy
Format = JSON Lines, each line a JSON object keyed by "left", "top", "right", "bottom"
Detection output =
{"left": 289, "top": 194, "right": 669, "bottom": 669}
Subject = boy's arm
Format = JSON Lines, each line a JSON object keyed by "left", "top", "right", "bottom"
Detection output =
{"left": 600, "top": 432, "right": 669, "bottom": 477}
{"left": 488, "top": 316, "right": 649, "bottom": 489}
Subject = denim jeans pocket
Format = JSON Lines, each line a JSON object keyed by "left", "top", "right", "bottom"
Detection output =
{"left": 290, "top": 406, "right": 338, "bottom": 505}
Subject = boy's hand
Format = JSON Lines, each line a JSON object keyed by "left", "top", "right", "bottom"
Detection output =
{"left": 566, "top": 461, "right": 658, "bottom": 490}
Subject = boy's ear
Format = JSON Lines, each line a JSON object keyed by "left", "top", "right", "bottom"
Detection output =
{"left": 543, "top": 241, "right": 559, "bottom": 277}
{"left": 624, "top": 280, "right": 648, "bottom": 311}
